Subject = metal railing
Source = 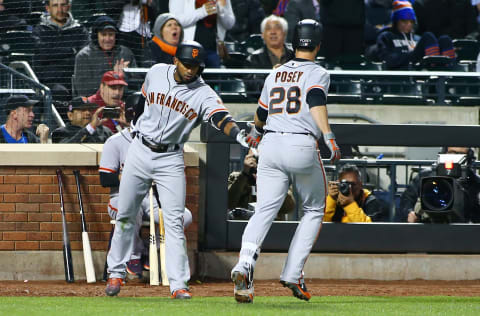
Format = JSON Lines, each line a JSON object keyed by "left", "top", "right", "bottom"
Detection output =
{"left": 125, "top": 68, "right": 480, "bottom": 105}
{"left": 0, "top": 63, "right": 58, "bottom": 128}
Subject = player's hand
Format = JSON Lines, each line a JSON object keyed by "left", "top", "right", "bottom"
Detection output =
{"left": 245, "top": 123, "right": 262, "bottom": 149}
{"left": 204, "top": 1, "right": 217, "bottom": 15}
{"left": 328, "top": 181, "right": 339, "bottom": 200}
{"left": 36, "top": 123, "right": 49, "bottom": 144}
{"left": 323, "top": 132, "right": 341, "bottom": 164}
{"left": 236, "top": 129, "right": 249, "bottom": 148}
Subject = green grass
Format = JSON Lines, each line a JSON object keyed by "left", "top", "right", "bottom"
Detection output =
{"left": 1, "top": 296, "right": 480, "bottom": 316}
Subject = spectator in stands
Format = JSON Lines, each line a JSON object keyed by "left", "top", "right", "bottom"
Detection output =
{"left": 0, "top": 0, "right": 30, "bottom": 32}
{"left": 376, "top": 0, "right": 456, "bottom": 69}
{"left": 51, "top": 96, "right": 112, "bottom": 143}
{"left": 283, "top": 0, "right": 319, "bottom": 42}
{"left": 74, "top": 15, "right": 137, "bottom": 97}
{"left": 169, "top": 0, "right": 235, "bottom": 68}
{"left": 87, "top": 71, "right": 129, "bottom": 134}
{"left": 142, "top": 13, "right": 183, "bottom": 67}
{"left": 397, "top": 147, "right": 480, "bottom": 223}
{"left": 117, "top": 0, "right": 160, "bottom": 64}
{"left": 320, "top": 0, "right": 365, "bottom": 61}
{"left": 413, "top": 0, "right": 477, "bottom": 40}
{"left": 225, "top": 0, "right": 265, "bottom": 43}
{"left": 32, "top": 0, "right": 89, "bottom": 100}
{"left": 247, "top": 15, "right": 294, "bottom": 69}
{"left": 0, "top": 95, "right": 49, "bottom": 143}
{"left": 228, "top": 149, "right": 296, "bottom": 220}
{"left": 324, "top": 164, "right": 389, "bottom": 222}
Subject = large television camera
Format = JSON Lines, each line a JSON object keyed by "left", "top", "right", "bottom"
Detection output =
{"left": 420, "top": 152, "right": 474, "bottom": 222}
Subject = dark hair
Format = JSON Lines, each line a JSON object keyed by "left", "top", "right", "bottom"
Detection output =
{"left": 338, "top": 164, "right": 361, "bottom": 180}
{"left": 45, "top": 0, "right": 71, "bottom": 5}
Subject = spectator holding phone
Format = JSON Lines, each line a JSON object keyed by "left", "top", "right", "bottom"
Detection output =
{"left": 324, "top": 164, "right": 389, "bottom": 222}
{"left": 51, "top": 96, "right": 112, "bottom": 143}
{"left": 87, "top": 71, "right": 129, "bottom": 134}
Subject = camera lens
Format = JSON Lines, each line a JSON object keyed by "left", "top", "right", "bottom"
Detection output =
{"left": 421, "top": 178, "right": 453, "bottom": 211}
{"left": 339, "top": 182, "right": 351, "bottom": 195}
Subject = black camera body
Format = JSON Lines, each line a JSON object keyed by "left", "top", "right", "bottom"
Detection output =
{"left": 420, "top": 153, "right": 471, "bottom": 222}
{"left": 103, "top": 107, "right": 121, "bottom": 119}
{"left": 338, "top": 180, "right": 351, "bottom": 196}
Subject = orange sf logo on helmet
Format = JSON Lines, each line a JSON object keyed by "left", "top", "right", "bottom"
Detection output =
{"left": 192, "top": 49, "right": 199, "bottom": 58}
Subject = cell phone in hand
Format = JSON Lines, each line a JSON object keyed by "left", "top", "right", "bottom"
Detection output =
{"left": 103, "top": 107, "right": 120, "bottom": 119}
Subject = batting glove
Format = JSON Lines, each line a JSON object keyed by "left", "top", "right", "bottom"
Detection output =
{"left": 245, "top": 123, "right": 263, "bottom": 149}
{"left": 323, "top": 132, "right": 341, "bottom": 164}
{"left": 236, "top": 129, "right": 250, "bottom": 148}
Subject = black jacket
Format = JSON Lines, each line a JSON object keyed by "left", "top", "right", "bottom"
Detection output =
{"left": 284, "top": 0, "right": 320, "bottom": 42}
{"left": 247, "top": 45, "right": 295, "bottom": 69}
{"left": 376, "top": 27, "right": 418, "bottom": 69}
{"left": 52, "top": 123, "right": 112, "bottom": 143}
{"left": 142, "top": 40, "right": 175, "bottom": 67}
{"left": 320, "top": 0, "right": 365, "bottom": 27}
{"left": 33, "top": 14, "right": 89, "bottom": 90}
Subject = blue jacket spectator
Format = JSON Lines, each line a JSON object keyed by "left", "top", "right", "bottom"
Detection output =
{"left": 376, "top": 0, "right": 455, "bottom": 69}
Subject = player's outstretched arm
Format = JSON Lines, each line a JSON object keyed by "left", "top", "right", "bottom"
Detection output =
{"left": 211, "top": 112, "right": 254, "bottom": 148}
{"left": 310, "top": 106, "right": 341, "bottom": 164}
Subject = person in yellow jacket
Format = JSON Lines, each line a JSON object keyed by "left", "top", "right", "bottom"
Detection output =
{"left": 324, "top": 164, "right": 389, "bottom": 222}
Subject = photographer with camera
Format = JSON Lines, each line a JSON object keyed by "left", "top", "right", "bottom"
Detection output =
{"left": 397, "top": 147, "right": 480, "bottom": 224}
{"left": 324, "top": 164, "right": 389, "bottom": 222}
{"left": 87, "top": 71, "right": 130, "bottom": 134}
{"left": 227, "top": 149, "right": 296, "bottom": 221}
{"left": 52, "top": 97, "right": 113, "bottom": 143}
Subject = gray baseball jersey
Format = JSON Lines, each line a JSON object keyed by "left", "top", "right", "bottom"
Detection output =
{"left": 232, "top": 58, "right": 329, "bottom": 285}
{"left": 108, "top": 63, "right": 223, "bottom": 293}
{"left": 137, "top": 63, "right": 228, "bottom": 144}
{"left": 258, "top": 59, "right": 330, "bottom": 138}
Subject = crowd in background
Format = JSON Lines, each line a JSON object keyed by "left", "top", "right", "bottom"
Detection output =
{"left": 0, "top": 0, "right": 479, "bottom": 223}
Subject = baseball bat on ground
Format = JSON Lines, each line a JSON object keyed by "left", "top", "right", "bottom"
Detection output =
{"left": 158, "top": 207, "right": 169, "bottom": 286}
{"left": 149, "top": 187, "right": 160, "bottom": 286}
{"left": 152, "top": 185, "right": 169, "bottom": 286}
{"left": 73, "top": 170, "right": 96, "bottom": 283}
{"left": 56, "top": 169, "right": 75, "bottom": 283}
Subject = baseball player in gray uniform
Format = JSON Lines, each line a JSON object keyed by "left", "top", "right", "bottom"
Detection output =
{"left": 99, "top": 104, "right": 192, "bottom": 278}
{"left": 231, "top": 20, "right": 341, "bottom": 303}
{"left": 105, "top": 40, "right": 253, "bottom": 298}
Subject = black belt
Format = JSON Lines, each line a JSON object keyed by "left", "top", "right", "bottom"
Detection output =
{"left": 139, "top": 135, "right": 179, "bottom": 153}
{"left": 264, "top": 130, "right": 313, "bottom": 137}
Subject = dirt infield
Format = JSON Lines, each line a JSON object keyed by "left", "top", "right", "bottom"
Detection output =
{"left": 1, "top": 279, "right": 480, "bottom": 297}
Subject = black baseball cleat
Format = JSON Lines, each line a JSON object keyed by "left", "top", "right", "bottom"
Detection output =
{"left": 231, "top": 264, "right": 254, "bottom": 304}
{"left": 280, "top": 279, "right": 312, "bottom": 301}
{"left": 105, "top": 277, "right": 125, "bottom": 296}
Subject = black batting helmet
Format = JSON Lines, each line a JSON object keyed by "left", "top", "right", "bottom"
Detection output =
{"left": 292, "top": 19, "right": 323, "bottom": 51}
{"left": 175, "top": 40, "right": 206, "bottom": 67}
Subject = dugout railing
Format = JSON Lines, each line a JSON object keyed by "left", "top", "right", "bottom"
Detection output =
{"left": 199, "top": 123, "right": 480, "bottom": 254}
{"left": 124, "top": 68, "right": 480, "bottom": 106}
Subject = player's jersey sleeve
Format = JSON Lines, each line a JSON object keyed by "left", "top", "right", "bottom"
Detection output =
{"left": 258, "top": 74, "right": 271, "bottom": 111}
{"left": 99, "top": 137, "right": 120, "bottom": 174}
{"left": 202, "top": 89, "right": 229, "bottom": 121}
{"left": 305, "top": 69, "right": 330, "bottom": 105}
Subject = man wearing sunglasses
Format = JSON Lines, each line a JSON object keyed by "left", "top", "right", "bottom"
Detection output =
{"left": 324, "top": 164, "right": 389, "bottom": 222}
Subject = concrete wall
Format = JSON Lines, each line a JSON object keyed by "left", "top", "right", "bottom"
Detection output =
{"left": 0, "top": 144, "right": 200, "bottom": 280}
{"left": 199, "top": 251, "right": 480, "bottom": 281}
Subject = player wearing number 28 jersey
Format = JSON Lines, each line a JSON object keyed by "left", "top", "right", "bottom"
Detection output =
{"left": 231, "top": 19, "right": 341, "bottom": 304}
